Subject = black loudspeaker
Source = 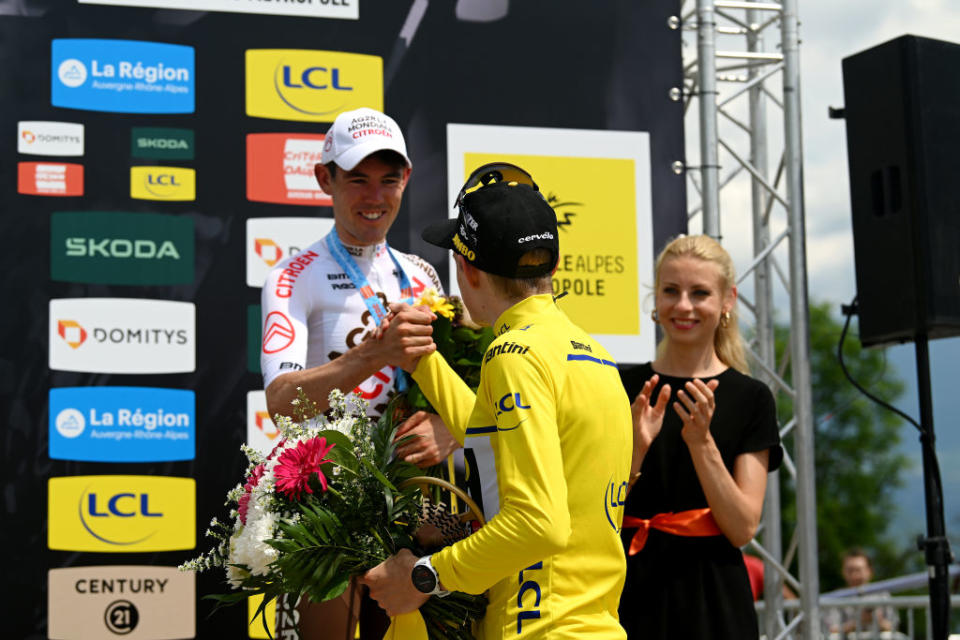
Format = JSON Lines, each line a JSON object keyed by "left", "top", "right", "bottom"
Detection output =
{"left": 841, "top": 35, "right": 960, "bottom": 347}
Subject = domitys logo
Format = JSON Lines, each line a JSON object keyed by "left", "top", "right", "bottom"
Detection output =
{"left": 58, "top": 319, "right": 88, "bottom": 349}
{"left": 17, "top": 121, "right": 84, "bottom": 156}
{"left": 255, "top": 238, "right": 283, "bottom": 267}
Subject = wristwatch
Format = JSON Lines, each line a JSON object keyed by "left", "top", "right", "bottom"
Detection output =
{"left": 411, "top": 555, "right": 449, "bottom": 597}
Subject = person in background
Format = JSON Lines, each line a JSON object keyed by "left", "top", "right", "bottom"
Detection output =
{"left": 825, "top": 548, "right": 898, "bottom": 635}
{"left": 619, "top": 234, "right": 783, "bottom": 639}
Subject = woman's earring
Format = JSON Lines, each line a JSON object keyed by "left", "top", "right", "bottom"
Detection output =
{"left": 651, "top": 309, "right": 659, "bottom": 323}
{"left": 720, "top": 311, "right": 731, "bottom": 328}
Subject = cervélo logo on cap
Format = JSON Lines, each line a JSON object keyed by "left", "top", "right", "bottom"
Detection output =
{"left": 51, "top": 39, "right": 194, "bottom": 114}
{"left": 247, "top": 133, "right": 332, "bottom": 206}
{"left": 17, "top": 162, "right": 83, "bottom": 196}
{"left": 247, "top": 390, "right": 280, "bottom": 456}
{"left": 245, "top": 49, "right": 382, "bottom": 122}
{"left": 130, "top": 166, "right": 196, "bottom": 201}
{"left": 49, "top": 387, "right": 195, "bottom": 463}
{"left": 245, "top": 217, "right": 333, "bottom": 288}
{"left": 131, "top": 127, "right": 194, "bottom": 160}
{"left": 18, "top": 121, "right": 84, "bottom": 156}
{"left": 49, "top": 298, "right": 196, "bottom": 374}
{"left": 48, "top": 475, "right": 195, "bottom": 552}
{"left": 51, "top": 211, "right": 195, "bottom": 285}
{"left": 48, "top": 565, "right": 195, "bottom": 640}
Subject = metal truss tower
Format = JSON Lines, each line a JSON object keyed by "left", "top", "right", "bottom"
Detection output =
{"left": 679, "top": 0, "right": 818, "bottom": 638}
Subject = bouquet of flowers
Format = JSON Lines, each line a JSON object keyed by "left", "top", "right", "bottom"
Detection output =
{"left": 181, "top": 388, "right": 486, "bottom": 639}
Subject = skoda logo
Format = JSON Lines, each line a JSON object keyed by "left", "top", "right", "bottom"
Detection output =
{"left": 58, "top": 58, "right": 88, "bottom": 88}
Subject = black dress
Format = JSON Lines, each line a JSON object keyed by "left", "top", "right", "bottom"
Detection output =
{"left": 618, "top": 363, "right": 783, "bottom": 640}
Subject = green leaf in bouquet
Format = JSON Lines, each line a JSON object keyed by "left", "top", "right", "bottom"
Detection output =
{"left": 451, "top": 327, "right": 481, "bottom": 343}
{"left": 404, "top": 384, "right": 432, "bottom": 412}
{"left": 477, "top": 330, "right": 495, "bottom": 354}
{"left": 203, "top": 590, "right": 259, "bottom": 605}
{"left": 359, "top": 456, "right": 397, "bottom": 492}
{"left": 315, "top": 429, "right": 360, "bottom": 475}
{"left": 432, "top": 315, "right": 454, "bottom": 359}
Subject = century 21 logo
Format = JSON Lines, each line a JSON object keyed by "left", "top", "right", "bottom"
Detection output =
{"left": 48, "top": 475, "right": 195, "bottom": 552}
{"left": 245, "top": 49, "right": 383, "bottom": 122}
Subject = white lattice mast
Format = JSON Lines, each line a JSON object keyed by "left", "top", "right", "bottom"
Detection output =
{"left": 680, "top": 0, "right": 819, "bottom": 638}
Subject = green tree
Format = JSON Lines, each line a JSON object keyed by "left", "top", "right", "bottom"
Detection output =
{"left": 774, "top": 302, "right": 914, "bottom": 591}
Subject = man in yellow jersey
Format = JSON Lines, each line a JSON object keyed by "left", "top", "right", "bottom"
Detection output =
{"left": 362, "top": 164, "right": 633, "bottom": 638}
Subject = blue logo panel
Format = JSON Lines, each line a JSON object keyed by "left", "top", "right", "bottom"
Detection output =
{"left": 51, "top": 39, "right": 195, "bottom": 114}
{"left": 49, "top": 387, "right": 195, "bottom": 462}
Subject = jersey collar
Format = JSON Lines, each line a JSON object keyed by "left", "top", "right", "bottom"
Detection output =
{"left": 340, "top": 240, "right": 389, "bottom": 261}
{"left": 493, "top": 293, "right": 560, "bottom": 336}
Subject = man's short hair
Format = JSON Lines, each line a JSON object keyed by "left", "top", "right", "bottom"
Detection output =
{"left": 485, "top": 248, "right": 554, "bottom": 300}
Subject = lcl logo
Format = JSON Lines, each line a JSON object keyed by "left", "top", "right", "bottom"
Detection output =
{"left": 279, "top": 66, "right": 353, "bottom": 91}
{"left": 86, "top": 492, "right": 163, "bottom": 518}
{"left": 48, "top": 475, "right": 195, "bottom": 552}
{"left": 146, "top": 173, "right": 182, "bottom": 186}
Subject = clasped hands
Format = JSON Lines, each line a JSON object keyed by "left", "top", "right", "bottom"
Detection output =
{"left": 375, "top": 301, "right": 437, "bottom": 373}
{"left": 631, "top": 374, "right": 722, "bottom": 457}
{"left": 375, "top": 302, "right": 459, "bottom": 468}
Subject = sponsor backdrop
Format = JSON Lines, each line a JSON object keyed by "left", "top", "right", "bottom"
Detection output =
{"left": 0, "top": 2, "right": 684, "bottom": 638}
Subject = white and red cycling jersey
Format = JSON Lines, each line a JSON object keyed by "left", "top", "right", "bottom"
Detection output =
{"left": 260, "top": 233, "right": 443, "bottom": 417}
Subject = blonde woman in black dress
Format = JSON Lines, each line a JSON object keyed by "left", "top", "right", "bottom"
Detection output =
{"left": 619, "top": 235, "right": 782, "bottom": 639}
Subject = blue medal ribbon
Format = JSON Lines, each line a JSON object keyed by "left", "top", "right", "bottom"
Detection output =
{"left": 326, "top": 229, "right": 414, "bottom": 391}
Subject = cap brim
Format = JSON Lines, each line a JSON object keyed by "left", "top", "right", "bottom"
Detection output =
{"left": 333, "top": 140, "right": 412, "bottom": 171}
{"left": 421, "top": 219, "right": 457, "bottom": 249}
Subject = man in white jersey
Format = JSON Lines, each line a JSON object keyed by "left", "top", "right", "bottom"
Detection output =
{"left": 260, "top": 107, "right": 458, "bottom": 639}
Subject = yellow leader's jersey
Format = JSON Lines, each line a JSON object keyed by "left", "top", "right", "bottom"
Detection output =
{"left": 412, "top": 293, "right": 632, "bottom": 639}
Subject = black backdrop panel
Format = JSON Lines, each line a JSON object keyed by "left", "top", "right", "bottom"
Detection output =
{"left": 0, "top": 2, "right": 684, "bottom": 638}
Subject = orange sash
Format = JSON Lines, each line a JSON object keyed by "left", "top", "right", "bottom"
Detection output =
{"left": 621, "top": 507, "right": 722, "bottom": 555}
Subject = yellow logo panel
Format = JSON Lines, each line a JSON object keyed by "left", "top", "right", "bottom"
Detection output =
{"left": 130, "top": 166, "right": 196, "bottom": 201}
{"left": 247, "top": 594, "right": 277, "bottom": 639}
{"left": 245, "top": 49, "right": 383, "bottom": 122}
{"left": 49, "top": 475, "right": 195, "bottom": 552}
{"left": 464, "top": 153, "right": 639, "bottom": 336}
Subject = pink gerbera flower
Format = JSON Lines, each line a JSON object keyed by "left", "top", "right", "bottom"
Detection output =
{"left": 274, "top": 437, "right": 335, "bottom": 500}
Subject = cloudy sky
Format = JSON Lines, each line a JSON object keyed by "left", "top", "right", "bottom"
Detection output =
{"left": 683, "top": 0, "right": 960, "bottom": 551}
{"left": 795, "top": 0, "right": 960, "bottom": 544}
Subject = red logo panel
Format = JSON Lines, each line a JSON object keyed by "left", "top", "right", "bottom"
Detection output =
{"left": 262, "top": 311, "right": 295, "bottom": 354}
{"left": 18, "top": 162, "right": 83, "bottom": 196}
{"left": 247, "top": 133, "right": 332, "bottom": 206}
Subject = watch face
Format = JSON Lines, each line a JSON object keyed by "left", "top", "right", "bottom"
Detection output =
{"left": 411, "top": 564, "right": 437, "bottom": 594}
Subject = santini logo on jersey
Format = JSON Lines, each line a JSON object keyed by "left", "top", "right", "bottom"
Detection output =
{"left": 484, "top": 340, "right": 529, "bottom": 364}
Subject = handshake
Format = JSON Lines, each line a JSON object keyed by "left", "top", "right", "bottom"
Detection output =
{"left": 374, "top": 301, "right": 442, "bottom": 373}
